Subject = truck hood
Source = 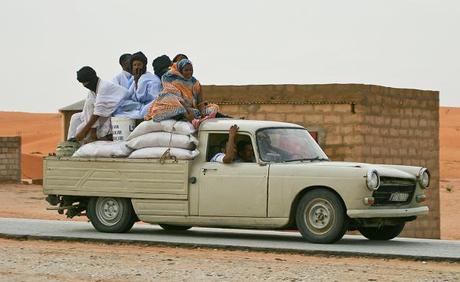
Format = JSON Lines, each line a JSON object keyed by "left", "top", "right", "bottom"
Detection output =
{"left": 299, "top": 161, "right": 421, "bottom": 180}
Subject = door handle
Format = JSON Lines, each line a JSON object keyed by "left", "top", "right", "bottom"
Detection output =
{"left": 201, "top": 168, "right": 218, "bottom": 175}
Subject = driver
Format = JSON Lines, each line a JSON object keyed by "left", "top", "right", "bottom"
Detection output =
{"left": 211, "top": 125, "right": 254, "bottom": 163}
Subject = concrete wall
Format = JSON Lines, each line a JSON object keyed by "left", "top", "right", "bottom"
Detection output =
{"left": 0, "top": 136, "right": 21, "bottom": 183}
{"left": 204, "top": 83, "right": 440, "bottom": 239}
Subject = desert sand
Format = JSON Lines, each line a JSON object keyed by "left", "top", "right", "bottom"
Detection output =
{"left": 0, "top": 108, "right": 459, "bottom": 240}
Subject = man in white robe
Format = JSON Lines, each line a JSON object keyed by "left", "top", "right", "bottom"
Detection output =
{"left": 113, "top": 52, "right": 161, "bottom": 119}
{"left": 112, "top": 53, "right": 133, "bottom": 89}
{"left": 68, "top": 66, "right": 129, "bottom": 142}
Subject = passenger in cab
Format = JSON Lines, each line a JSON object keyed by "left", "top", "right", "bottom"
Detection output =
{"left": 68, "top": 66, "right": 129, "bottom": 142}
{"left": 111, "top": 53, "right": 133, "bottom": 89}
{"left": 145, "top": 59, "right": 219, "bottom": 123}
{"left": 210, "top": 125, "right": 255, "bottom": 163}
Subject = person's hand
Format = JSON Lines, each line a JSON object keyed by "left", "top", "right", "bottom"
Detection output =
{"left": 75, "top": 131, "right": 86, "bottom": 142}
{"left": 229, "top": 124, "right": 239, "bottom": 137}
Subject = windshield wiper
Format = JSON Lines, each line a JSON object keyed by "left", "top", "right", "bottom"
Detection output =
{"left": 284, "top": 157, "right": 329, "bottom": 162}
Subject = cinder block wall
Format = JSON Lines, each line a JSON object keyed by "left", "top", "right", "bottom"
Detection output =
{"left": 204, "top": 84, "right": 440, "bottom": 239}
{"left": 0, "top": 136, "right": 21, "bottom": 183}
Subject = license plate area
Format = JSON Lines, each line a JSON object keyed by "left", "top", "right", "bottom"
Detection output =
{"left": 389, "top": 192, "right": 410, "bottom": 202}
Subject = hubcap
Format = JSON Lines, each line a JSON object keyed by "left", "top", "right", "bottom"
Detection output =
{"left": 95, "top": 198, "right": 123, "bottom": 226}
{"left": 304, "top": 198, "right": 335, "bottom": 235}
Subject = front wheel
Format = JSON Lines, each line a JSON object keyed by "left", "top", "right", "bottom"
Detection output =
{"left": 87, "top": 197, "right": 136, "bottom": 233}
{"left": 358, "top": 223, "right": 405, "bottom": 240}
{"left": 296, "top": 189, "right": 348, "bottom": 244}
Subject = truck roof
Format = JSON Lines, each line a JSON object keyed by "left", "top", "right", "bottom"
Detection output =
{"left": 199, "top": 118, "right": 304, "bottom": 133}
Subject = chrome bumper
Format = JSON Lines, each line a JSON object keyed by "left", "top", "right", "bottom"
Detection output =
{"left": 347, "top": 206, "right": 429, "bottom": 218}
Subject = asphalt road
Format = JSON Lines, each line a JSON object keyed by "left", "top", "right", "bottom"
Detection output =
{"left": 0, "top": 217, "right": 459, "bottom": 261}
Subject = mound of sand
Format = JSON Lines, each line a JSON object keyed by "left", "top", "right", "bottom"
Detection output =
{"left": 0, "top": 112, "right": 61, "bottom": 179}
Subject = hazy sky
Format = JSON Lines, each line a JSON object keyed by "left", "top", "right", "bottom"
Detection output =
{"left": 0, "top": 0, "right": 459, "bottom": 112}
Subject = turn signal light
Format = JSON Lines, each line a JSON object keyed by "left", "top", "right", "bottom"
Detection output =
{"left": 416, "top": 194, "right": 426, "bottom": 203}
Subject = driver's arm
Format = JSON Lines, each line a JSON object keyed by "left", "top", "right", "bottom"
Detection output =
{"left": 222, "top": 125, "right": 238, "bottom": 163}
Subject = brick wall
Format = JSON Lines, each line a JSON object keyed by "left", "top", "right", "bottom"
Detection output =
{"left": 0, "top": 137, "right": 21, "bottom": 183}
{"left": 204, "top": 83, "right": 440, "bottom": 239}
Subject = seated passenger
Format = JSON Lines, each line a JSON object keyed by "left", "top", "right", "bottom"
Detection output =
{"left": 113, "top": 52, "right": 161, "bottom": 119}
{"left": 129, "top": 51, "right": 161, "bottom": 103}
{"left": 68, "top": 66, "right": 129, "bottom": 142}
{"left": 152, "top": 55, "right": 172, "bottom": 81}
{"left": 210, "top": 125, "right": 254, "bottom": 163}
{"left": 145, "top": 59, "right": 219, "bottom": 123}
{"left": 111, "top": 53, "right": 133, "bottom": 89}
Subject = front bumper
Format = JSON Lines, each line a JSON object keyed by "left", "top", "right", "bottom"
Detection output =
{"left": 347, "top": 206, "right": 429, "bottom": 218}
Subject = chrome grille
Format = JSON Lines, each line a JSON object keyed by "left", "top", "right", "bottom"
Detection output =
{"left": 372, "top": 177, "right": 416, "bottom": 205}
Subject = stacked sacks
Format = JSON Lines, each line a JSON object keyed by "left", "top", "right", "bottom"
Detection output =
{"left": 126, "top": 120, "right": 199, "bottom": 159}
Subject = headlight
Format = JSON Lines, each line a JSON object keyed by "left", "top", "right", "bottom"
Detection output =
{"left": 366, "top": 169, "right": 380, "bottom": 191}
{"left": 418, "top": 168, "right": 430, "bottom": 188}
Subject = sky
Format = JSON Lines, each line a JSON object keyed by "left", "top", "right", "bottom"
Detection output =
{"left": 0, "top": 0, "right": 459, "bottom": 112}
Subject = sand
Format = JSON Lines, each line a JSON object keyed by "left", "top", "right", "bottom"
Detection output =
{"left": 0, "top": 111, "right": 61, "bottom": 179}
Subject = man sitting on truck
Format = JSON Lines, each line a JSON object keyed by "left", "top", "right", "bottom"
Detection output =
{"left": 111, "top": 53, "right": 133, "bottom": 89}
{"left": 210, "top": 125, "right": 254, "bottom": 163}
{"left": 68, "top": 66, "right": 129, "bottom": 142}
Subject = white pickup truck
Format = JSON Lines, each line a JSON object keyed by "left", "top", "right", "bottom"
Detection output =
{"left": 43, "top": 119, "right": 430, "bottom": 244}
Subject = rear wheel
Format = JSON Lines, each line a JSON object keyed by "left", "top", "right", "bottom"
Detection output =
{"left": 358, "top": 223, "right": 405, "bottom": 240}
{"left": 159, "top": 224, "right": 192, "bottom": 231}
{"left": 296, "top": 189, "right": 348, "bottom": 244}
{"left": 87, "top": 197, "right": 135, "bottom": 233}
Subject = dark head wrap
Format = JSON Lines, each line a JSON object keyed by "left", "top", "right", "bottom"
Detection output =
{"left": 119, "top": 53, "right": 131, "bottom": 65}
{"left": 177, "top": 59, "right": 192, "bottom": 73}
{"left": 76, "top": 66, "right": 98, "bottom": 92}
{"left": 130, "top": 51, "right": 147, "bottom": 68}
{"left": 173, "top": 53, "right": 188, "bottom": 63}
{"left": 152, "top": 55, "right": 172, "bottom": 78}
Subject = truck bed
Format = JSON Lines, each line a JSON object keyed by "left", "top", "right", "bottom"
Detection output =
{"left": 43, "top": 157, "right": 190, "bottom": 200}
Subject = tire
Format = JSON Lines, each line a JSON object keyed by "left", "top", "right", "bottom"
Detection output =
{"left": 358, "top": 223, "right": 405, "bottom": 241}
{"left": 296, "top": 189, "right": 348, "bottom": 244}
{"left": 159, "top": 224, "right": 192, "bottom": 231}
{"left": 87, "top": 197, "right": 135, "bottom": 233}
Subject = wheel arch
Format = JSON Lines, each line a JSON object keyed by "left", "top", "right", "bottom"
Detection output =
{"left": 287, "top": 185, "right": 348, "bottom": 228}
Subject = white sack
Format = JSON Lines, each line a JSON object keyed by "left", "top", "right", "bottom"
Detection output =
{"left": 128, "top": 147, "right": 200, "bottom": 160}
{"left": 126, "top": 132, "right": 198, "bottom": 150}
{"left": 72, "top": 141, "right": 132, "bottom": 158}
{"left": 126, "top": 119, "right": 196, "bottom": 141}
{"left": 160, "top": 120, "right": 196, "bottom": 135}
{"left": 126, "top": 120, "right": 163, "bottom": 141}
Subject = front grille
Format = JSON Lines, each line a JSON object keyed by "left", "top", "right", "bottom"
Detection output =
{"left": 372, "top": 177, "right": 416, "bottom": 205}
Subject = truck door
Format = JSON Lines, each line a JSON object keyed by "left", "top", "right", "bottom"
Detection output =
{"left": 198, "top": 133, "right": 268, "bottom": 217}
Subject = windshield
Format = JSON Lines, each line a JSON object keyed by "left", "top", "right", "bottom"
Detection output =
{"left": 256, "top": 128, "right": 329, "bottom": 162}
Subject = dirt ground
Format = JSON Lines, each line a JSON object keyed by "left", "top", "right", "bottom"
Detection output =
{"left": 0, "top": 238, "right": 459, "bottom": 282}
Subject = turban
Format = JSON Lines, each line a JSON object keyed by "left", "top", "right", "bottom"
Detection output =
{"left": 153, "top": 55, "right": 172, "bottom": 78}
{"left": 177, "top": 59, "right": 192, "bottom": 73}
{"left": 76, "top": 66, "right": 97, "bottom": 83}
{"left": 130, "top": 51, "right": 148, "bottom": 66}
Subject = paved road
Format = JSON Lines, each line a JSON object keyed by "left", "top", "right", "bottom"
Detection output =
{"left": 0, "top": 217, "right": 459, "bottom": 261}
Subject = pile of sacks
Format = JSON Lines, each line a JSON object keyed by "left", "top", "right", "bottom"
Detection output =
{"left": 72, "top": 120, "right": 199, "bottom": 160}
